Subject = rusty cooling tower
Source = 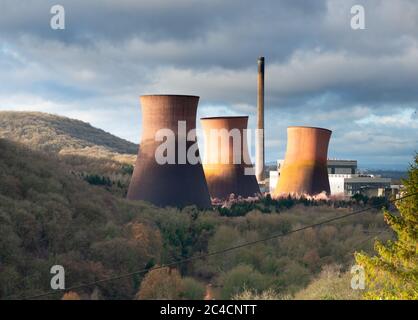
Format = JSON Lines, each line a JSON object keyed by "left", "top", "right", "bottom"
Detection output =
{"left": 127, "top": 95, "right": 211, "bottom": 208}
{"left": 201, "top": 116, "right": 260, "bottom": 199}
{"left": 273, "top": 126, "right": 332, "bottom": 197}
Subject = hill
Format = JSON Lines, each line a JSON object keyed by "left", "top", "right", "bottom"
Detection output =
{"left": 0, "top": 139, "right": 393, "bottom": 300}
{"left": 0, "top": 138, "right": 162, "bottom": 299}
{"left": 0, "top": 111, "right": 138, "bottom": 162}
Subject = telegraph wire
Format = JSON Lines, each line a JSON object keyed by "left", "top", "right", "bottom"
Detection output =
{"left": 343, "top": 230, "right": 390, "bottom": 258}
{"left": 14, "top": 192, "right": 417, "bottom": 300}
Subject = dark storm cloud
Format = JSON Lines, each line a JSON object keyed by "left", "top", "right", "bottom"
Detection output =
{"left": 0, "top": 0, "right": 329, "bottom": 68}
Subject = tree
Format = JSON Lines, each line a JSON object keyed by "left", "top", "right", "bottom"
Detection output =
{"left": 294, "top": 265, "right": 362, "bottom": 300}
{"left": 136, "top": 267, "right": 184, "bottom": 300}
{"left": 180, "top": 277, "right": 206, "bottom": 300}
{"left": 355, "top": 155, "right": 418, "bottom": 299}
{"left": 219, "top": 264, "right": 270, "bottom": 299}
{"left": 62, "top": 291, "right": 81, "bottom": 300}
{"left": 232, "top": 288, "right": 288, "bottom": 300}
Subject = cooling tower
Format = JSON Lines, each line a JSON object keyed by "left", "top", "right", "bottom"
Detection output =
{"left": 201, "top": 116, "right": 260, "bottom": 199}
{"left": 127, "top": 95, "right": 211, "bottom": 208}
{"left": 273, "top": 126, "right": 332, "bottom": 197}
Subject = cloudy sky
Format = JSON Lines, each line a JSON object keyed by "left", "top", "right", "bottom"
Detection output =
{"left": 1, "top": 0, "right": 417, "bottom": 169}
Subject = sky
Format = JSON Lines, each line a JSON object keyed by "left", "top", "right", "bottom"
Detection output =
{"left": 0, "top": 0, "right": 417, "bottom": 170}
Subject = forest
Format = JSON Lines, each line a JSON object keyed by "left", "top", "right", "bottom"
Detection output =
{"left": 0, "top": 137, "right": 402, "bottom": 300}
{"left": 0, "top": 112, "right": 416, "bottom": 300}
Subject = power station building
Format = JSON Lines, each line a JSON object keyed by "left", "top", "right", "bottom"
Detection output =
{"left": 327, "top": 159, "right": 357, "bottom": 174}
{"left": 126, "top": 57, "right": 392, "bottom": 205}
{"left": 329, "top": 174, "right": 392, "bottom": 197}
{"left": 127, "top": 95, "right": 211, "bottom": 208}
{"left": 201, "top": 116, "right": 260, "bottom": 199}
{"left": 270, "top": 159, "right": 392, "bottom": 197}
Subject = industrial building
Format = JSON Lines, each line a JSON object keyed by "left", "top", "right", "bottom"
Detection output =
{"left": 270, "top": 159, "right": 392, "bottom": 197}
{"left": 327, "top": 159, "right": 357, "bottom": 174}
{"left": 127, "top": 95, "right": 211, "bottom": 208}
{"left": 201, "top": 116, "right": 260, "bottom": 199}
{"left": 329, "top": 174, "right": 392, "bottom": 197}
{"left": 272, "top": 126, "right": 332, "bottom": 197}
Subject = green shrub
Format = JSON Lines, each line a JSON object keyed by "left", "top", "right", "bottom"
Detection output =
{"left": 181, "top": 277, "right": 206, "bottom": 300}
{"left": 219, "top": 264, "right": 271, "bottom": 299}
{"left": 232, "top": 288, "right": 290, "bottom": 300}
{"left": 294, "top": 265, "right": 362, "bottom": 300}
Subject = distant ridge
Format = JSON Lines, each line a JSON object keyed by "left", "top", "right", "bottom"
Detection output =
{"left": 0, "top": 111, "right": 138, "bottom": 160}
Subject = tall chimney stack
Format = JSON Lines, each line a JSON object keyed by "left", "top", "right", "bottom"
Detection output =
{"left": 256, "top": 56, "right": 265, "bottom": 183}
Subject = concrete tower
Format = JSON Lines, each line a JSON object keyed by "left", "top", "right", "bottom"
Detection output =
{"left": 273, "top": 126, "right": 332, "bottom": 197}
{"left": 127, "top": 95, "right": 211, "bottom": 208}
{"left": 201, "top": 116, "right": 260, "bottom": 199}
{"left": 256, "top": 56, "right": 265, "bottom": 183}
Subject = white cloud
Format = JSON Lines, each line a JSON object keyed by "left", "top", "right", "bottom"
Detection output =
{"left": 356, "top": 109, "right": 418, "bottom": 128}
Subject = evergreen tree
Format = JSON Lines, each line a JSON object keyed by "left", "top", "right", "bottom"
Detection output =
{"left": 355, "top": 155, "right": 418, "bottom": 299}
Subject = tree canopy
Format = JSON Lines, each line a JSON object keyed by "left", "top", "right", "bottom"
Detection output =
{"left": 356, "top": 155, "right": 418, "bottom": 299}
